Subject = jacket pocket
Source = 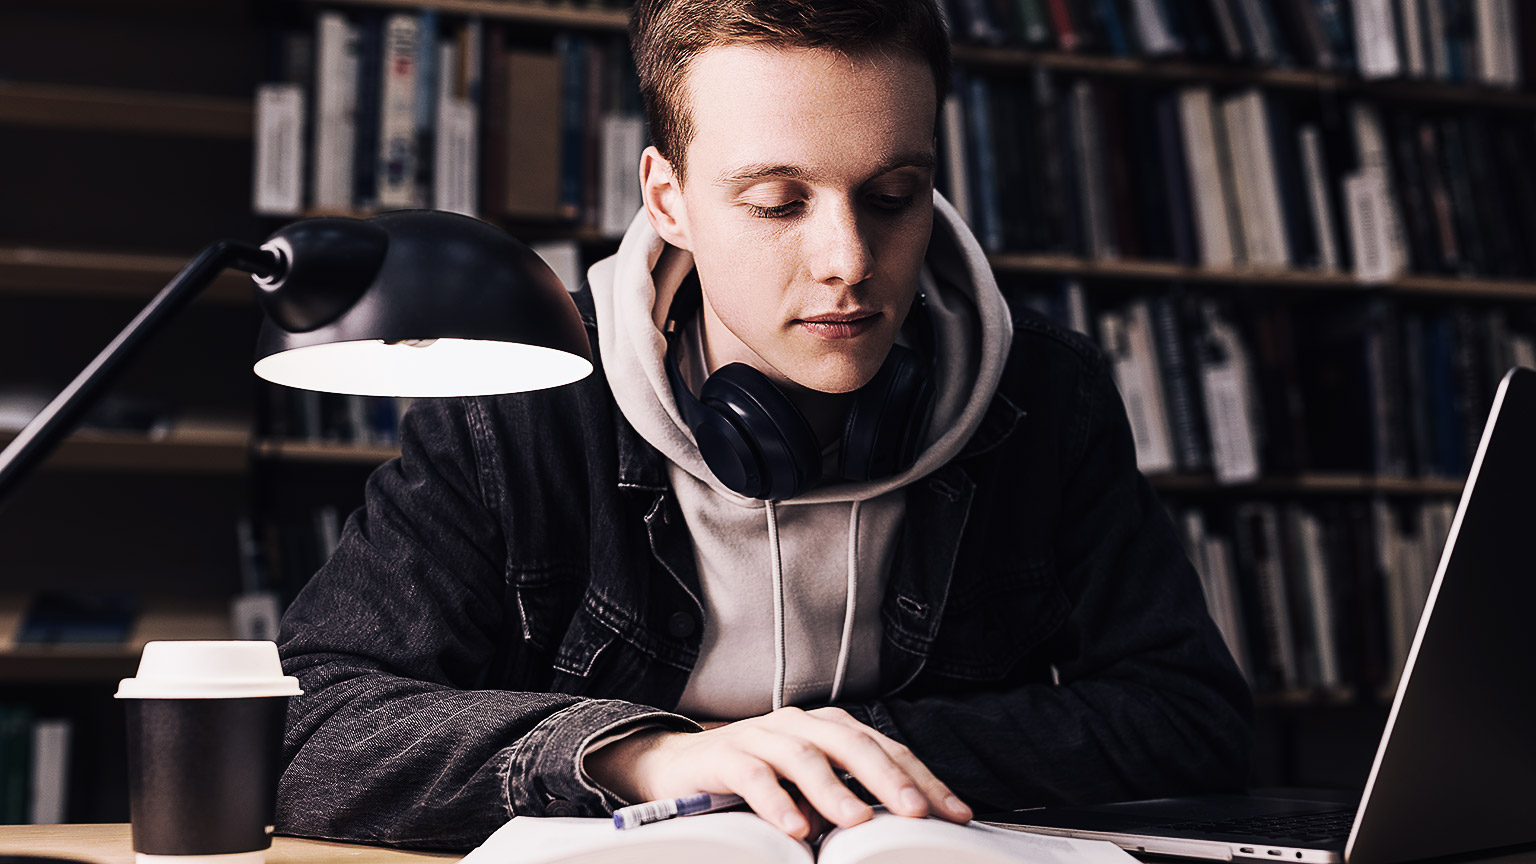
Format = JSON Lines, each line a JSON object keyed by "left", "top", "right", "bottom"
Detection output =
{"left": 551, "top": 608, "right": 619, "bottom": 679}
{"left": 925, "top": 556, "right": 1069, "bottom": 681}
{"left": 510, "top": 564, "right": 583, "bottom": 654}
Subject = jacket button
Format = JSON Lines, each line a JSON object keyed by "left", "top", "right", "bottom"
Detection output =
{"left": 545, "top": 799, "right": 579, "bottom": 817}
{"left": 667, "top": 611, "right": 696, "bottom": 638}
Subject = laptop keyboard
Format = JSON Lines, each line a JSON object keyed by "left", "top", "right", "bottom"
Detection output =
{"left": 1160, "top": 808, "right": 1357, "bottom": 842}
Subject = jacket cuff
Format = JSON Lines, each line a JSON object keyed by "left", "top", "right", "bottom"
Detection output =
{"left": 504, "top": 699, "right": 701, "bottom": 818}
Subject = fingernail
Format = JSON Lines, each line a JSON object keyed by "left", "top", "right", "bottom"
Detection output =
{"left": 842, "top": 798, "right": 869, "bottom": 820}
{"left": 946, "top": 795, "right": 972, "bottom": 819}
{"left": 900, "top": 788, "right": 927, "bottom": 813}
{"left": 782, "top": 812, "right": 807, "bottom": 834}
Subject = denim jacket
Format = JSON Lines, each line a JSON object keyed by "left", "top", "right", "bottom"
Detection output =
{"left": 274, "top": 290, "right": 1253, "bottom": 850}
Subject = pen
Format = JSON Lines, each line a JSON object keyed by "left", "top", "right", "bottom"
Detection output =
{"left": 612, "top": 791, "right": 747, "bottom": 830}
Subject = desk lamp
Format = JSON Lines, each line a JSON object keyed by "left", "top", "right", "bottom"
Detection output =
{"left": 0, "top": 209, "right": 594, "bottom": 509}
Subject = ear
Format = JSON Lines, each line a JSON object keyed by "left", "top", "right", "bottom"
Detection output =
{"left": 641, "top": 146, "right": 692, "bottom": 251}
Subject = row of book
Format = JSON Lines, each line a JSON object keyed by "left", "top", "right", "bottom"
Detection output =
{"left": 257, "top": 385, "right": 414, "bottom": 447}
{"left": 255, "top": 10, "right": 646, "bottom": 238}
{"left": 0, "top": 707, "right": 70, "bottom": 825}
{"left": 1011, "top": 281, "right": 1534, "bottom": 482}
{"left": 942, "top": 0, "right": 1529, "bottom": 85}
{"left": 942, "top": 72, "right": 1536, "bottom": 280}
{"left": 1174, "top": 496, "right": 1452, "bottom": 695}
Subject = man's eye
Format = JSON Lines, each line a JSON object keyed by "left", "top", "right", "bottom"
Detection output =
{"left": 868, "top": 194, "right": 914, "bottom": 211}
{"left": 746, "top": 201, "right": 803, "bottom": 218}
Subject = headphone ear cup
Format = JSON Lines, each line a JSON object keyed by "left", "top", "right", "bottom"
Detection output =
{"left": 839, "top": 344, "right": 933, "bottom": 482}
{"left": 700, "top": 364, "right": 823, "bottom": 500}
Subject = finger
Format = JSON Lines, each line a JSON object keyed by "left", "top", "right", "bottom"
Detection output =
{"left": 786, "top": 784, "right": 834, "bottom": 843}
{"left": 862, "top": 735, "right": 973, "bottom": 823}
{"left": 720, "top": 754, "right": 812, "bottom": 838}
{"left": 801, "top": 710, "right": 971, "bottom": 822}
{"left": 768, "top": 713, "right": 931, "bottom": 819}
{"left": 749, "top": 732, "right": 873, "bottom": 829}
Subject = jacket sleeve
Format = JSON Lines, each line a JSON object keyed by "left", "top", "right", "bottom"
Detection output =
{"left": 275, "top": 397, "right": 698, "bottom": 849}
{"left": 835, "top": 343, "right": 1254, "bottom": 812}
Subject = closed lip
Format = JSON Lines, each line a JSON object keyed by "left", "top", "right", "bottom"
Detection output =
{"left": 796, "top": 310, "right": 879, "bottom": 323}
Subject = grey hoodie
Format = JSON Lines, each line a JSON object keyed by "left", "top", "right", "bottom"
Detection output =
{"left": 587, "top": 193, "right": 1013, "bottom": 719}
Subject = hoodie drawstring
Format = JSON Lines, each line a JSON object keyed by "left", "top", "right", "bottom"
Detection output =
{"left": 767, "top": 500, "right": 787, "bottom": 711}
{"left": 829, "top": 501, "right": 860, "bottom": 703}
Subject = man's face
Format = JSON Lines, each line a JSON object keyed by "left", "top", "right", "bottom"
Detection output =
{"left": 657, "top": 45, "right": 937, "bottom": 394}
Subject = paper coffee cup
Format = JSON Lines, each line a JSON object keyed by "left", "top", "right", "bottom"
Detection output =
{"left": 117, "top": 641, "right": 301, "bottom": 864}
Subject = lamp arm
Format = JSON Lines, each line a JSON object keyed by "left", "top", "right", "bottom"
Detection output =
{"left": 0, "top": 239, "right": 281, "bottom": 510}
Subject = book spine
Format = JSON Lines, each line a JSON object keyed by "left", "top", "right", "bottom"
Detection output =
{"left": 1100, "top": 305, "right": 1177, "bottom": 474}
{"left": 1178, "top": 88, "right": 1238, "bottom": 268}
{"left": 1015, "top": 0, "right": 1054, "bottom": 43}
{"left": 1206, "top": 0, "right": 1249, "bottom": 58}
{"left": 967, "top": 75, "right": 1005, "bottom": 251}
{"left": 1354, "top": 0, "right": 1404, "bottom": 77}
{"left": 599, "top": 114, "right": 647, "bottom": 238}
{"left": 351, "top": 12, "right": 384, "bottom": 212}
{"left": 1045, "top": 0, "right": 1082, "bottom": 50}
{"left": 1197, "top": 300, "right": 1262, "bottom": 484}
{"left": 1071, "top": 80, "right": 1116, "bottom": 260}
{"left": 252, "top": 84, "right": 306, "bottom": 217}
{"left": 1130, "top": 0, "right": 1185, "bottom": 54}
{"left": 1155, "top": 94, "right": 1200, "bottom": 265}
{"left": 1203, "top": 532, "right": 1252, "bottom": 681}
{"left": 941, "top": 91, "right": 973, "bottom": 225}
{"left": 313, "top": 12, "right": 358, "bottom": 212}
{"left": 1298, "top": 125, "right": 1342, "bottom": 270}
{"left": 1152, "top": 294, "right": 1210, "bottom": 472}
{"left": 376, "top": 14, "right": 421, "bottom": 211}
{"left": 556, "top": 35, "right": 587, "bottom": 220}
{"left": 1399, "top": 0, "right": 1429, "bottom": 76}
{"left": 1475, "top": 0, "right": 1521, "bottom": 85}
{"left": 27, "top": 718, "right": 71, "bottom": 824}
{"left": 412, "top": 10, "right": 438, "bottom": 209}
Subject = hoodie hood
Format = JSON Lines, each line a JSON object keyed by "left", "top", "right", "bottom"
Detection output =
{"left": 589, "top": 191, "right": 1013, "bottom": 505}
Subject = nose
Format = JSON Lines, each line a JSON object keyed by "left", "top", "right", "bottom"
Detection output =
{"left": 806, "top": 198, "right": 874, "bottom": 287}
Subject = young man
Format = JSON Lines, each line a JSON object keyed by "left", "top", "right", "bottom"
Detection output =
{"left": 275, "top": 0, "right": 1252, "bottom": 849}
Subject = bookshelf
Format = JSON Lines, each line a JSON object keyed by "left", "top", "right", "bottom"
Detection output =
{"left": 0, "top": 82, "right": 253, "bottom": 139}
{"left": 0, "top": 0, "right": 269, "bottom": 824}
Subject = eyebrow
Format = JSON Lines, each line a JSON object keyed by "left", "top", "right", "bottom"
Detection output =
{"left": 714, "top": 152, "right": 937, "bottom": 188}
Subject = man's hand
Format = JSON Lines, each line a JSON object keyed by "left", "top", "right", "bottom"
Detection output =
{"left": 583, "top": 706, "right": 973, "bottom": 839}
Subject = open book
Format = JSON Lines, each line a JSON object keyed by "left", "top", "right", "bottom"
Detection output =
{"left": 459, "top": 810, "right": 1138, "bottom": 864}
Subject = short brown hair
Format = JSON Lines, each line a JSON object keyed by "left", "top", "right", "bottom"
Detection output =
{"left": 629, "top": 0, "right": 951, "bottom": 184}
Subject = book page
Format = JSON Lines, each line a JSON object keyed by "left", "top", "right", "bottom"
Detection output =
{"left": 817, "top": 813, "right": 1138, "bottom": 864}
{"left": 459, "top": 811, "right": 812, "bottom": 864}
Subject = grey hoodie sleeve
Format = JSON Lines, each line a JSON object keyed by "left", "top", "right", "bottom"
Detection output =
{"left": 274, "top": 398, "right": 698, "bottom": 849}
{"left": 830, "top": 342, "right": 1253, "bottom": 812}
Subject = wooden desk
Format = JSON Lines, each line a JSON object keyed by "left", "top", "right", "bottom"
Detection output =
{"left": 0, "top": 825, "right": 460, "bottom": 864}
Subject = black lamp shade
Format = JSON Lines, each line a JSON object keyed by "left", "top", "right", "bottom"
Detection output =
{"left": 253, "top": 210, "right": 594, "bottom": 397}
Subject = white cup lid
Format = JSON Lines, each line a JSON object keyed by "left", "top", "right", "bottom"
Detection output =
{"left": 116, "top": 640, "right": 302, "bottom": 699}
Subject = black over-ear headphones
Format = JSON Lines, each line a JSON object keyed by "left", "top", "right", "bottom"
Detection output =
{"left": 663, "top": 271, "right": 935, "bottom": 501}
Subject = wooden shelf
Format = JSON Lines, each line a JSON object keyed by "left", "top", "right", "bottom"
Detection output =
{"left": 1253, "top": 687, "right": 1374, "bottom": 708}
{"left": 310, "top": 0, "right": 629, "bottom": 30}
{"left": 304, "top": 208, "right": 622, "bottom": 245}
{"left": 1149, "top": 473, "right": 1465, "bottom": 496}
{"left": 988, "top": 253, "right": 1536, "bottom": 300}
{"left": 0, "top": 247, "right": 254, "bottom": 303}
{"left": 951, "top": 44, "right": 1536, "bottom": 111}
{"left": 0, "top": 81, "right": 252, "bottom": 139}
{"left": 0, "top": 595, "right": 233, "bottom": 684}
{"left": 0, "top": 427, "right": 252, "bottom": 475}
{"left": 255, "top": 439, "right": 401, "bottom": 464}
